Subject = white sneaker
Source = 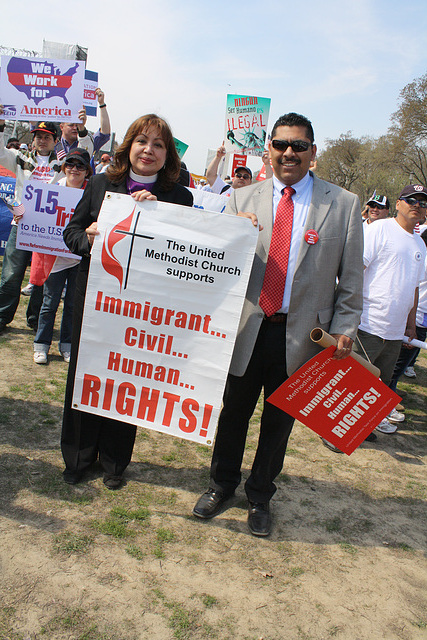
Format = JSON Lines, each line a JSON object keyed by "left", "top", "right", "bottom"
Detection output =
{"left": 387, "top": 408, "right": 405, "bottom": 423}
{"left": 404, "top": 366, "right": 416, "bottom": 378}
{"left": 61, "top": 351, "right": 71, "bottom": 363}
{"left": 21, "top": 283, "right": 34, "bottom": 296}
{"left": 376, "top": 419, "right": 397, "bottom": 434}
{"left": 33, "top": 351, "right": 48, "bottom": 365}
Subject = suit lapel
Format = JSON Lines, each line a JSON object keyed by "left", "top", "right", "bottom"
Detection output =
{"left": 255, "top": 179, "right": 274, "bottom": 258}
{"left": 293, "top": 175, "right": 332, "bottom": 273}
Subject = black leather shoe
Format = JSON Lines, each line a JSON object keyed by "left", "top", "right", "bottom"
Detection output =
{"left": 193, "top": 488, "right": 234, "bottom": 519}
{"left": 63, "top": 469, "right": 83, "bottom": 485}
{"left": 248, "top": 502, "right": 271, "bottom": 537}
{"left": 103, "top": 474, "right": 123, "bottom": 490}
{"left": 364, "top": 432, "right": 377, "bottom": 442}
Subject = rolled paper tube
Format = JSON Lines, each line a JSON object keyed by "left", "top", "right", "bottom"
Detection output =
{"left": 310, "top": 328, "right": 381, "bottom": 378}
{"left": 402, "top": 335, "right": 427, "bottom": 350}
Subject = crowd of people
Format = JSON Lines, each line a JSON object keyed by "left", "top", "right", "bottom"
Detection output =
{"left": 0, "top": 103, "right": 425, "bottom": 537}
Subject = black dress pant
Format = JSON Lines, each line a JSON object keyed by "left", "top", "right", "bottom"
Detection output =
{"left": 61, "top": 262, "right": 136, "bottom": 477}
{"left": 210, "top": 318, "right": 295, "bottom": 503}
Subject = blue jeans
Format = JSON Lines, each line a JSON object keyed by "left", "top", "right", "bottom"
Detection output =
{"left": 34, "top": 264, "right": 79, "bottom": 353}
{"left": 0, "top": 225, "right": 42, "bottom": 327}
{"left": 0, "top": 225, "right": 31, "bottom": 324}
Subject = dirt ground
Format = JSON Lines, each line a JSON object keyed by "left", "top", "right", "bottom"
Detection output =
{"left": 0, "top": 282, "right": 426, "bottom": 640}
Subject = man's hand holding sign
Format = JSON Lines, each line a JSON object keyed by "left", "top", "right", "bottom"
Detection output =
{"left": 268, "top": 329, "right": 400, "bottom": 455}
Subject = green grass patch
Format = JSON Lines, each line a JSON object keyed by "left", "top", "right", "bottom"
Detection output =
{"left": 32, "top": 470, "right": 93, "bottom": 504}
{"left": 411, "top": 619, "right": 427, "bottom": 629}
{"left": 53, "top": 531, "right": 93, "bottom": 555}
{"left": 125, "top": 544, "right": 144, "bottom": 560}
{"left": 157, "top": 527, "right": 175, "bottom": 543}
{"left": 201, "top": 594, "right": 218, "bottom": 608}
{"left": 91, "top": 517, "right": 133, "bottom": 539}
{"left": 91, "top": 505, "right": 150, "bottom": 540}
{"left": 395, "top": 542, "right": 415, "bottom": 552}
{"left": 169, "top": 604, "right": 193, "bottom": 639}
{"left": 324, "top": 517, "right": 342, "bottom": 532}
{"left": 110, "top": 505, "right": 150, "bottom": 522}
{"left": 39, "top": 606, "right": 120, "bottom": 638}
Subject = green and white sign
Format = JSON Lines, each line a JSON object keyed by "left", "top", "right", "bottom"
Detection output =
{"left": 224, "top": 94, "right": 271, "bottom": 157}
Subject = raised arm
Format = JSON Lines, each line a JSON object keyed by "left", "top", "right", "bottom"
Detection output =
{"left": 206, "top": 144, "right": 226, "bottom": 187}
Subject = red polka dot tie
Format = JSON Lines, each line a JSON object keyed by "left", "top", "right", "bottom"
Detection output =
{"left": 259, "top": 186, "right": 295, "bottom": 317}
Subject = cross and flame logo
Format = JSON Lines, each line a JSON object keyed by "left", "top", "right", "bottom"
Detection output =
{"left": 101, "top": 205, "right": 154, "bottom": 290}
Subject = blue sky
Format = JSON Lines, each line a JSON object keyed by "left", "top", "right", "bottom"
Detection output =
{"left": 3, "top": 0, "right": 427, "bottom": 174}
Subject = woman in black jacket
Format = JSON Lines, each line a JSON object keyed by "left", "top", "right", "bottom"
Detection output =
{"left": 61, "top": 114, "right": 193, "bottom": 489}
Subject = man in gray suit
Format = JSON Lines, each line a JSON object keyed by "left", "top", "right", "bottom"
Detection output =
{"left": 193, "top": 113, "right": 364, "bottom": 536}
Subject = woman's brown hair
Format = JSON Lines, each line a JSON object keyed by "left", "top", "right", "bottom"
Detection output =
{"left": 106, "top": 114, "right": 181, "bottom": 190}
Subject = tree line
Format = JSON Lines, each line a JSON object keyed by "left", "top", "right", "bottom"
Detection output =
{"left": 316, "top": 73, "right": 427, "bottom": 210}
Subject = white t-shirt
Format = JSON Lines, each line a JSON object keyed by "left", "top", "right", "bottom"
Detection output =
{"left": 359, "top": 218, "right": 427, "bottom": 340}
{"left": 30, "top": 154, "right": 57, "bottom": 182}
{"left": 416, "top": 224, "right": 427, "bottom": 327}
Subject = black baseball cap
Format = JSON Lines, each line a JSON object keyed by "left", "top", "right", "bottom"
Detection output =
{"left": 366, "top": 193, "right": 390, "bottom": 208}
{"left": 32, "top": 122, "right": 58, "bottom": 139}
{"left": 398, "top": 184, "right": 427, "bottom": 199}
{"left": 63, "top": 148, "right": 92, "bottom": 175}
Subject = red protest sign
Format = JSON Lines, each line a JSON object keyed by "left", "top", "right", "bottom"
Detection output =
{"left": 267, "top": 346, "right": 400, "bottom": 455}
{"left": 231, "top": 154, "right": 247, "bottom": 175}
{"left": 256, "top": 164, "right": 266, "bottom": 182}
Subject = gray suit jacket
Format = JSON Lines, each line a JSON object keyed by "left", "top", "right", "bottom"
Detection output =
{"left": 226, "top": 174, "right": 364, "bottom": 376}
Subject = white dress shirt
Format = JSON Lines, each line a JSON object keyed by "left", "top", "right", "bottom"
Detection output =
{"left": 272, "top": 171, "right": 313, "bottom": 313}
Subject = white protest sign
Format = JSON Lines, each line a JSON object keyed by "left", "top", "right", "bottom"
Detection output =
{"left": 224, "top": 94, "right": 271, "bottom": 157}
{"left": 16, "top": 181, "right": 82, "bottom": 258}
{"left": 72, "top": 194, "right": 258, "bottom": 444}
{"left": 84, "top": 70, "right": 98, "bottom": 117}
{"left": 0, "top": 55, "right": 85, "bottom": 122}
{"left": 188, "top": 188, "right": 229, "bottom": 213}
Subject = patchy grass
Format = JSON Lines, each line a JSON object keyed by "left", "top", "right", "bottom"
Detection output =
{"left": 339, "top": 542, "right": 358, "bottom": 555}
{"left": 53, "top": 531, "right": 93, "bottom": 555}
{"left": 125, "top": 544, "right": 144, "bottom": 560}
{"left": 91, "top": 516, "right": 133, "bottom": 539}
{"left": 0, "top": 258, "right": 426, "bottom": 640}
{"left": 39, "top": 606, "right": 121, "bottom": 639}
{"left": 201, "top": 594, "right": 218, "bottom": 608}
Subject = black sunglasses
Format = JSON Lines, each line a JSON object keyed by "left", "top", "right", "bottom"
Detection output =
{"left": 271, "top": 139, "right": 311, "bottom": 153}
{"left": 368, "top": 203, "right": 387, "bottom": 210}
{"left": 401, "top": 196, "right": 427, "bottom": 208}
{"left": 65, "top": 161, "right": 86, "bottom": 171}
{"left": 235, "top": 172, "right": 251, "bottom": 179}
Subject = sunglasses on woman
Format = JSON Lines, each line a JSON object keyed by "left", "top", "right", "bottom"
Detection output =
{"left": 65, "top": 161, "right": 86, "bottom": 171}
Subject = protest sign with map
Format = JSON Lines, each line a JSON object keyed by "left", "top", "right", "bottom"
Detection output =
{"left": 73, "top": 194, "right": 257, "bottom": 445}
{"left": 224, "top": 94, "right": 271, "bottom": 157}
{"left": 0, "top": 175, "right": 15, "bottom": 256}
{"left": 0, "top": 56, "right": 85, "bottom": 122}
